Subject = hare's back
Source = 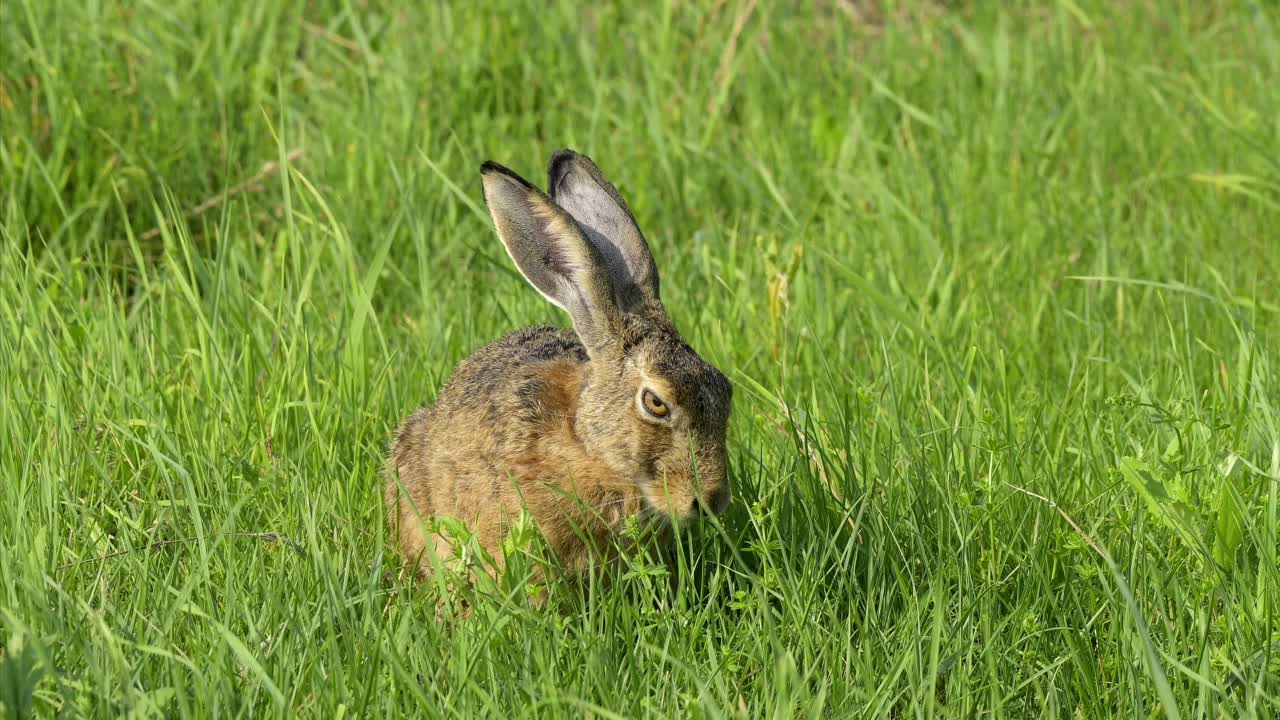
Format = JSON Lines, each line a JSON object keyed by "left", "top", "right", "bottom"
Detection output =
{"left": 473, "top": 325, "right": 587, "bottom": 370}
{"left": 390, "top": 325, "right": 586, "bottom": 469}
{"left": 445, "top": 325, "right": 587, "bottom": 397}
{"left": 427, "top": 325, "right": 589, "bottom": 435}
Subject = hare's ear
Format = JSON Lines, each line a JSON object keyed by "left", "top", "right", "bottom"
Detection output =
{"left": 480, "top": 161, "right": 622, "bottom": 351}
{"left": 547, "top": 150, "right": 660, "bottom": 313}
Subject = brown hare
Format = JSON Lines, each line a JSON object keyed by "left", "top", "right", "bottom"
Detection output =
{"left": 385, "top": 149, "right": 733, "bottom": 581}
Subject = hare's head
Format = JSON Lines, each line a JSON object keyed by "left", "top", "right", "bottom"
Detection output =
{"left": 480, "top": 150, "right": 733, "bottom": 525}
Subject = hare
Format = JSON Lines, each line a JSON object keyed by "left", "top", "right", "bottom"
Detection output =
{"left": 385, "top": 149, "right": 733, "bottom": 581}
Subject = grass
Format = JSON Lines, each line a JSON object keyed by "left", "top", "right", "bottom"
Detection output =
{"left": 2, "top": 0, "right": 1278, "bottom": 717}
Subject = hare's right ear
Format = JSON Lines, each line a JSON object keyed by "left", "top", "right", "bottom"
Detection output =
{"left": 480, "top": 161, "right": 621, "bottom": 352}
{"left": 547, "top": 150, "right": 660, "bottom": 313}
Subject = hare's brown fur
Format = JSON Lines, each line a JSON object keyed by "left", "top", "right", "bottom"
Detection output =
{"left": 384, "top": 150, "right": 732, "bottom": 579}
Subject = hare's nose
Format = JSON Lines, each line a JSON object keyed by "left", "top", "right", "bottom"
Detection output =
{"left": 708, "top": 484, "right": 731, "bottom": 514}
{"left": 693, "top": 485, "right": 731, "bottom": 517}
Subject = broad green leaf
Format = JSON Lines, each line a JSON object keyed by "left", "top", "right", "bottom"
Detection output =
{"left": 1118, "top": 456, "right": 1203, "bottom": 557}
{"left": 1212, "top": 455, "right": 1244, "bottom": 570}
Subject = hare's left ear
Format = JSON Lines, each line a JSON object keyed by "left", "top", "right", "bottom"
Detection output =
{"left": 480, "top": 161, "right": 623, "bottom": 353}
{"left": 548, "top": 150, "right": 660, "bottom": 313}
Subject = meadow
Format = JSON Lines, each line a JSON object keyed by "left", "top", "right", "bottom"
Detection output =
{"left": 2, "top": 1, "right": 1278, "bottom": 717}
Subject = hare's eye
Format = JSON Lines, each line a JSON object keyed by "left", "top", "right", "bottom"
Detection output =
{"left": 641, "top": 389, "right": 670, "bottom": 419}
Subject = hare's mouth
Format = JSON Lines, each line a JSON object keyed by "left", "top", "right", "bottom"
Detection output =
{"left": 596, "top": 492, "right": 645, "bottom": 526}
{"left": 639, "top": 486, "right": 702, "bottom": 526}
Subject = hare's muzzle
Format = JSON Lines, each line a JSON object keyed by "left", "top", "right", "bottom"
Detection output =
{"left": 687, "top": 454, "right": 731, "bottom": 519}
{"left": 645, "top": 425, "right": 732, "bottom": 524}
{"left": 693, "top": 483, "right": 732, "bottom": 517}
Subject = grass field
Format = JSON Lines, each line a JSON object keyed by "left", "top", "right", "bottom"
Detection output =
{"left": 2, "top": 0, "right": 1279, "bottom": 717}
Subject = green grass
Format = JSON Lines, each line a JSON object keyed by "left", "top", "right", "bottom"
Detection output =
{"left": 2, "top": 0, "right": 1278, "bottom": 717}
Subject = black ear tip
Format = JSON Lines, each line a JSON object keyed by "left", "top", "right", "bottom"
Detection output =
{"left": 480, "top": 160, "right": 535, "bottom": 190}
{"left": 548, "top": 149, "right": 592, "bottom": 194}
{"left": 549, "top": 148, "right": 580, "bottom": 164}
{"left": 547, "top": 148, "right": 578, "bottom": 173}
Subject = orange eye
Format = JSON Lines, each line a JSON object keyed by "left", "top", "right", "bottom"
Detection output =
{"left": 642, "top": 389, "right": 670, "bottom": 419}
